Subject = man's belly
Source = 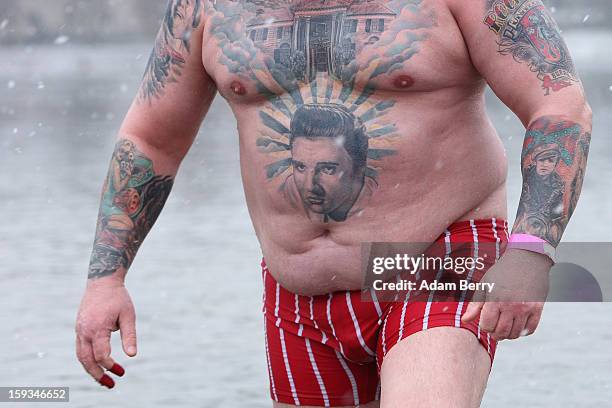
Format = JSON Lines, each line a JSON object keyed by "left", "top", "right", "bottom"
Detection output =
{"left": 253, "top": 177, "right": 507, "bottom": 296}
{"left": 234, "top": 93, "right": 509, "bottom": 295}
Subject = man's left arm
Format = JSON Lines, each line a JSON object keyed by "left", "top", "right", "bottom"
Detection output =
{"left": 450, "top": 0, "right": 593, "bottom": 340}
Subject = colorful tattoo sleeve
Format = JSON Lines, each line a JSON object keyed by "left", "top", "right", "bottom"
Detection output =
{"left": 513, "top": 116, "right": 591, "bottom": 246}
{"left": 139, "top": 0, "right": 202, "bottom": 102}
{"left": 484, "top": 0, "right": 577, "bottom": 95}
{"left": 88, "top": 139, "right": 174, "bottom": 279}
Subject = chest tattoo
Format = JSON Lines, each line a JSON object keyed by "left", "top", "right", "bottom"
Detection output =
{"left": 207, "top": 0, "right": 435, "bottom": 222}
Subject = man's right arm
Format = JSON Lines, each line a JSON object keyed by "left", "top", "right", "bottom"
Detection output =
{"left": 88, "top": 0, "right": 216, "bottom": 283}
{"left": 76, "top": 0, "right": 216, "bottom": 388}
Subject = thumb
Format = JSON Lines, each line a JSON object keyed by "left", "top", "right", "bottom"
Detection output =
{"left": 462, "top": 301, "right": 484, "bottom": 324}
{"left": 119, "top": 308, "right": 137, "bottom": 357}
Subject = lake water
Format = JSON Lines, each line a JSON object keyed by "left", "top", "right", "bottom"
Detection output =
{"left": 0, "top": 30, "right": 611, "bottom": 407}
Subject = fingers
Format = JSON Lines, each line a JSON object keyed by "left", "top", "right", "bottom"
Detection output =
{"left": 77, "top": 332, "right": 126, "bottom": 390}
{"left": 93, "top": 331, "right": 115, "bottom": 370}
{"left": 491, "top": 311, "right": 514, "bottom": 341}
{"left": 508, "top": 313, "right": 528, "bottom": 340}
{"left": 461, "top": 301, "right": 484, "bottom": 324}
{"left": 109, "top": 363, "right": 126, "bottom": 377}
{"left": 477, "top": 303, "right": 500, "bottom": 334}
{"left": 479, "top": 307, "right": 544, "bottom": 340}
{"left": 91, "top": 332, "right": 126, "bottom": 376}
{"left": 77, "top": 336, "right": 114, "bottom": 389}
{"left": 119, "top": 308, "right": 138, "bottom": 357}
{"left": 524, "top": 308, "right": 543, "bottom": 336}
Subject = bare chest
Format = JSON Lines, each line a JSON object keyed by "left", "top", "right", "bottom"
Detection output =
{"left": 201, "top": 0, "right": 478, "bottom": 103}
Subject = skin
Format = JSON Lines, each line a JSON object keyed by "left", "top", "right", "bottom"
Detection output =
{"left": 379, "top": 327, "right": 491, "bottom": 408}
{"left": 75, "top": 0, "right": 592, "bottom": 403}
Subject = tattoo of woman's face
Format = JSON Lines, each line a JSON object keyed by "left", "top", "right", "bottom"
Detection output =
{"left": 88, "top": 140, "right": 174, "bottom": 279}
{"left": 139, "top": 0, "right": 203, "bottom": 102}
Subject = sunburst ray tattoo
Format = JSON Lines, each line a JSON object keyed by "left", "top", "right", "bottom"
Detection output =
{"left": 206, "top": 0, "right": 435, "bottom": 222}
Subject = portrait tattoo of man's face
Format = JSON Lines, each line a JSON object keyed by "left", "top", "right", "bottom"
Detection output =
{"left": 206, "top": 0, "right": 436, "bottom": 223}
{"left": 515, "top": 117, "right": 589, "bottom": 246}
{"left": 287, "top": 104, "right": 369, "bottom": 222}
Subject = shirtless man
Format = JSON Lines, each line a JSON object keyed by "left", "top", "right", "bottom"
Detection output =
{"left": 75, "top": 0, "right": 592, "bottom": 406}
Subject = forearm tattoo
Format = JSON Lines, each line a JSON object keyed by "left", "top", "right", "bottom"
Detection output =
{"left": 139, "top": 0, "right": 202, "bottom": 102}
{"left": 513, "top": 116, "right": 591, "bottom": 246}
{"left": 484, "top": 0, "right": 577, "bottom": 95}
{"left": 88, "top": 139, "right": 174, "bottom": 279}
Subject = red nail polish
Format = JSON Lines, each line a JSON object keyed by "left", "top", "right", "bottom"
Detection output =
{"left": 99, "top": 374, "right": 115, "bottom": 389}
{"left": 109, "top": 363, "right": 125, "bottom": 377}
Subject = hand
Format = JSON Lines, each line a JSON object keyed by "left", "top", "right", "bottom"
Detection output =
{"left": 462, "top": 249, "right": 551, "bottom": 341}
{"left": 75, "top": 277, "right": 137, "bottom": 388}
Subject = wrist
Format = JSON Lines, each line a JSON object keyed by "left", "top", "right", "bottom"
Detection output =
{"left": 504, "top": 247, "right": 554, "bottom": 268}
{"left": 86, "top": 267, "right": 126, "bottom": 289}
{"left": 507, "top": 233, "right": 556, "bottom": 264}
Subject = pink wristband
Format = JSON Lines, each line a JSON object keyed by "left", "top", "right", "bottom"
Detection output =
{"left": 507, "top": 233, "right": 556, "bottom": 263}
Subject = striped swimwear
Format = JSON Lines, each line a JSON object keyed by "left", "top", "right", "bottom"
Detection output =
{"left": 262, "top": 218, "right": 508, "bottom": 406}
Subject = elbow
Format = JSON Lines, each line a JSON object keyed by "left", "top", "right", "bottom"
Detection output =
{"left": 582, "top": 99, "right": 594, "bottom": 125}
{"left": 571, "top": 98, "right": 594, "bottom": 132}
{"left": 526, "top": 97, "right": 593, "bottom": 130}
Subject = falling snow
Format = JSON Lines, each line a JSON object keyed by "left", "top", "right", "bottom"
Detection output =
{"left": 0, "top": 3, "right": 609, "bottom": 406}
{"left": 54, "top": 35, "right": 69, "bottom": 45}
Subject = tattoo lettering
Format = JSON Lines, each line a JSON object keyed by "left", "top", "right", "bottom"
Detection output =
{"left": 139, "top": 0, "right": 202, "bottom": 102}
{"left": 206, "top": 0, "right": 435, "bottom": 222}
{"left": 484, "top": 0, "right": 577, "bottom": 95}
{"left": 514, "top": 117, "right": 591, "bottom": 246}
{"left": 88, "top": 139, "right": 174, "bottom": 279}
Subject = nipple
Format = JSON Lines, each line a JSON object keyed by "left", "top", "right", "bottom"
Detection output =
{"left": 230, "top": 80, "right": 246, "bottom": 95}
{"left": 393, "top": 75, "right": 415, "bottom": 89}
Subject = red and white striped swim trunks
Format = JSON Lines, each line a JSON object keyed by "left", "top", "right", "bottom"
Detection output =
{"left": 262, "top": 218, "right": 508, "bottom": 406}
